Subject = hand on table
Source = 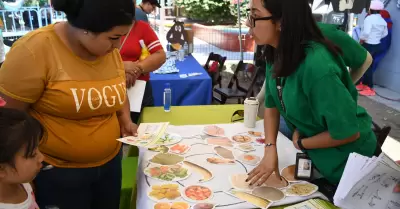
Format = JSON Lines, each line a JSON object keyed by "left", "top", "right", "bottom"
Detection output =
{"left": 394, "top": 160, "right": 400, "bottom": 193}
{"left": 292, "top": 129, "right": 301, "bottom": 150}
{"left": 246, "top": 146, "right": 281, "bottom": 186}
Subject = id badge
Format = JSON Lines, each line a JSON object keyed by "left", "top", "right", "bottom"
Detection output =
{"left": 295, "top": 153, "right": 314, "bottom": 181}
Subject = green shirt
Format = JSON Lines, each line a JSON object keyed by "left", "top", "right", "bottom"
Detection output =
{"left": 318, "top": 23, "right": 367, "bottom": 70}
{"left": 264, "top": 42, "right": 376, "bottom": 184}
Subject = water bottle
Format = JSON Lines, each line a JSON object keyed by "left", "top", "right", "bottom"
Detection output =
{"left": 163, "top": 83, "right": 171, "bottom": 112}
{"left": 183, "top": 41, "right": 189, "bottom": 56}
{"left": 166, "top": 42, "right": 172, "bottom": 52}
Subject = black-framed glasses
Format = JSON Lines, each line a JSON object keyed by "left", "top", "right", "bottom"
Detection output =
{"left": 246, "top": 9, "right": 274, "bottom": 27}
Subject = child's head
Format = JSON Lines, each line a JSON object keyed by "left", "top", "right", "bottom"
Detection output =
{"left": 0, "top": 108, "right": 46, "bottom": 184}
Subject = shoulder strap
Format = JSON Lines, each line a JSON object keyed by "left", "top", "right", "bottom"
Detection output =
{"left": 119, "top": 25, "right": 134, "bottom": 51}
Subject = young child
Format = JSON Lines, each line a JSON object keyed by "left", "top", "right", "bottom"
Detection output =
{"left": 0, "top": 107, "right": 45, "bottom": 209}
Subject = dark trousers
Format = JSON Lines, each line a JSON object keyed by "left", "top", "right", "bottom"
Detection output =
{"left": 360, "top": 43, "right": 383, "bottom": 88}
{"left": 34, "top": 150, "right": 122, "bottom": 209}
{"left": 130, "top": 81, "right": 154, "bottom": 124}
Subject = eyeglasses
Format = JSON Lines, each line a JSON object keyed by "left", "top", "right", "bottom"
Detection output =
{"left": 246, "top": 9, "right": 274, "bottom": 27}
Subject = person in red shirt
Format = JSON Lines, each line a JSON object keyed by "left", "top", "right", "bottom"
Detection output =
{"left": 120, "top": 19, "right": 166, "bottom": 123}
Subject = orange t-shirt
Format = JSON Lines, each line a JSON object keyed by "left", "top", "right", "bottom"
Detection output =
{"left": 0, "top": 24, "right": 126, "bottom": 168}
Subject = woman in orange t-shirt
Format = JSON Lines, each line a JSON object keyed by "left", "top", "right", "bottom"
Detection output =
{"left": 120, "top": 17, "right": 166, "bottom": 123}
{"left": 0, "top": 0, "right": 136, "bottom": 208}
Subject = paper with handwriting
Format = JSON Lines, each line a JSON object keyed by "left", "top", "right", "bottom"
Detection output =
{"left": 334, "top": 153, "right": 400, "bottom": 209}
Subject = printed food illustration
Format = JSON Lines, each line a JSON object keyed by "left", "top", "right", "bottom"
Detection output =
{"left": 203, "top": 125, "right": 225, "bottom": 137}
{"left": 213, "top": 146, "right": 234, "bottom": 160}
{"left": 255, "top": 138, "right": 265, "bottom": 144}
{"left": 264, "top": 173, "right": 288, "bottom": 188}
{"left": 154, "top": 202, "right": 171, "bottom": 209}
{"left": 184, "top": 185, "right": 213, "bottom": 202}
{"left": 229, "top": 174, "right": 257, "bottom": 191}
{"left": 193, "top": 203, "right": 216, "bottom": 209}
{"left": 156, "top": 133, "right": 182, "bottom": 145}
{"left": 238, "top": 154, "right": 261, "bottom": 166}
{"left": 149, "top": 153, "right": 184, "bottom": 165}
{"left": 281, "top": 165, "right": 297, "bottom": 182}
{"left": 141, "top": 132, "right": 153, "bottom": 140}
{"left": 206, "top": 157, "right": 235, "bottom": 165}
{"left": 232, "top": 135, "right": 252, "bottom": 143}
{"left": 206, "top": 137, "right": 233, "bottom": 147}
{"left": 148, "top": 145, "right": 169, "bottom": 153}
{"left": 228, "top": 189, "right": 271, "bottom": 208}
{"left": 170, "top": 144, "right": 190, "bottom": 154}
{"left": 145, "top": 164, "right": 190, "bottom": 181}
{"left": 286, "top": 183, "right": 318, "bottom": 196}
{"left": 237, "top": 143, "right": 255, "bottom": 152}
{"left": 248, "top": 131, "right": 263, "bottom": 137}
{"left": 183, "top": 161, "right": 213, "bottom": 182}
{"left": 252, "top": 186, "right": 285, "bottom": 201}
{"left": 148, "top": 184, "right": 181, "bottom": 201}
{"left": 171, "top": 202, "right": 190, "bottom": 209}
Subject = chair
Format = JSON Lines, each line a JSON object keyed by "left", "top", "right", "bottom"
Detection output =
{"left": 213, "top": 61, "right": 260, "bottom": 104}
{"left": 120, "top": 156, "right": 139, "bottom": 209}
{"left": 204, "top": 52, "right": 227, "bottom": 88}
{"left": 372, "top": 121, "right": 391, "bottom": 147}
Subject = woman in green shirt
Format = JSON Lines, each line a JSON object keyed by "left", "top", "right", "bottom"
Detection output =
{"left": 246, "top": 0, "right": 378, "bottom": 185}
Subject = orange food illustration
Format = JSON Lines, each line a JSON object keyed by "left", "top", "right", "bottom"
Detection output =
{"left": 154, "top": 202, "right": 171, "bottom": 209}
{"left": 204, "top": 125, "right": 225, "bottom": 136}
{"left": 244, "top": 155, "right": 255, "bottom": 161}
{"left": 185, "top": 185, "right": 212, "bottom": 201}
{"left": 170, "top": 144, "right": 190, "bottom": 154}
{"left": 171, "top": 202, "right": 190, "bottom": 209}
{"left": 206, "top": 137, "right": 233, "bottom": 147}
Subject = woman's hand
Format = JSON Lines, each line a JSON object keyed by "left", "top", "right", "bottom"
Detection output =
{"left": 124, "top": 61, "right": 142, "bottom": 88}
{"left": 246, "top": 147, "right": 281, "bottom": 186}
{"left": 120, "top": 120, "right": 138, "bottom": 137}
{"left": 394, "top": 161, "right": 400, "bottom": 193}
{"left": 292, "top": 129, "right": 301, "bottom": 150}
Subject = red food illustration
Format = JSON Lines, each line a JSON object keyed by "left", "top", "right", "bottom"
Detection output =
{"left": 185, "top": 186, "right": 212, "bottom": 201}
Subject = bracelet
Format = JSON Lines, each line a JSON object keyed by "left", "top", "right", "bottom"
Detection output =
{"left": 297, "top": 137, "right": 307, "bottom": 150}
{"left": 264, "top": 143, "right": 276, "bottom": 148}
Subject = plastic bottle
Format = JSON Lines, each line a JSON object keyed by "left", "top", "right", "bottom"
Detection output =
{"left": 183, "top": 41, "right": 189, "bottom": 56}
{"left": 163, "top": 83, "right": 171, "bottom": 112}
{"left": 139, "top": 39, "right": 150, "bottom": 61}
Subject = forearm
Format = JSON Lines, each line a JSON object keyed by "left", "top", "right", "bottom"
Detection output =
{"left": 301, "top": 131, "right": 360, "bottom": 149}
{"left": 138, "top": 51, "right": 166, "bottom": 73}
{"left": 117, "top": 95, "right": 133, "bottom": 124}
{"left": 264, "top": 107, "right": 280, "bottom": 144}
{"left": 349, "top": 52, "right": 372, "bottom": 83}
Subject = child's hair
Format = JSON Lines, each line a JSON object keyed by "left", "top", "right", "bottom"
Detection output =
{"left": 0, "top": 108, "right": 46, "bottom": 167}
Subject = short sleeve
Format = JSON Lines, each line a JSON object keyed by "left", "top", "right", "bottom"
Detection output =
{"left": 141, "top": 22, "right": 163, "bottom": 53}
{"left": 264, "top": 65, "right": 276, "bottom": 108}
{"left": 309, "top": 74, "right": 359, "bottom": 140}
{"left": 0, "top": 44, "right": 46, "bottom": 103}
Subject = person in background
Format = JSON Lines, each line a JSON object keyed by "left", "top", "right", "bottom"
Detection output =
{"left": 0, "top": 18, "right": 4, "bottom": 68}
{"left": 135, "top": 0, "right": 161, "bottom": 23}
{"left": 246, "top": 0, "right": 377, "bottom": 186}
{"left": 0, "top": 107, "right": 45, "bottom": 209}
{"left": 120, "top": 12, "right": 166, "bottom": 124}
{"left": 0, "top": 0, "right": 136, "bottom": 208}
{"left": 257, "top": 22, "right": 372, "bottom": 139}
{"left": 357, "top": 0, "right": 388, "bottom": 96}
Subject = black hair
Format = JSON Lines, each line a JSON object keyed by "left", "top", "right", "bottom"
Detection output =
{"left": 51, "top": 0, "right": 135, "bottom": 33}
{"left": 142, "top": 0, "right": 154, "bottom": 4}
{"left": 262, "top": 0, "right": 342, "bottom": 78}
{"left": 0, "top": 108, "right": 46, "bottom": 167}
{"left": 370, "top": 9, "right": 380, "bottom": 14}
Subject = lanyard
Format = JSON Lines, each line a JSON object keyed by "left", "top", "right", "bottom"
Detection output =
{"left": 276, "top": 78, "right": 286, "bottom": 112}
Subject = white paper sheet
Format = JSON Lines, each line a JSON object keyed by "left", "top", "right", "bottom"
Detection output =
{"left": 127, "top": 80, "right": 146, "bottom": 113}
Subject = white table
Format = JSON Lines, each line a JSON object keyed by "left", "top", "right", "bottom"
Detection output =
{"left": 136, "top": 121, "right": 326, "bottom": 208}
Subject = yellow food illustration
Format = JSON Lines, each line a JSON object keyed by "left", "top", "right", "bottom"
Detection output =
{"left": 149, "top": 184, "right": 181, "bottom": 200}
{"left": 171, "top": 43, "right": 182, "bottom": 51}
{"left": 183, "top": 161, "right": 213, "bottom": 182}
{"left": 171, "top": 202, "right": 190, "bottom": 209}
{"left": 230, "top": 190, "right": 271, "bottom": 208}
{"left": 154, "top": 202, "right": 171, "bottom": 209}
{"left": 286, "top": 183, "right": 318, "bottom": 196}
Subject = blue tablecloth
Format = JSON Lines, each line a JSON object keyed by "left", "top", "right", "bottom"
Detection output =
{"left": 150, "top": 55, "right": 212, "bottom": 106}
